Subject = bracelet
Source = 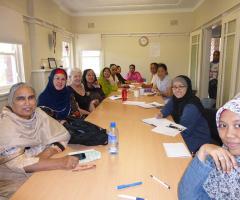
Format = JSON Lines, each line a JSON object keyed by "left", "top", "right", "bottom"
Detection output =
{"left": 52, "top": 142, "right": 65, "bottom": 152}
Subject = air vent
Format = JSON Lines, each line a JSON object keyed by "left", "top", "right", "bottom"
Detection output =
{"left": 170, "top": 20, "right": 178, "bottom": 26}
{"left": 88, "top": 22, "right": 95, "bottom": 28}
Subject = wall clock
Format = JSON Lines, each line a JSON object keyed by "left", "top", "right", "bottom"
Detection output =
{"left": 139, "top": 36, "right": 149, "bottom": 47}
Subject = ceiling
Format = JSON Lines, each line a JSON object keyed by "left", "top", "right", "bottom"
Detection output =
{"left": 53, "top": 0, "right": 205, "bottom": 16}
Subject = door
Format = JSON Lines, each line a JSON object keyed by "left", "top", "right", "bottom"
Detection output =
{"left": 188, "top": 30, "right": 202, "bottom": 94}
{"left": 217, "top": 11, "right": 240, "bottom": 106}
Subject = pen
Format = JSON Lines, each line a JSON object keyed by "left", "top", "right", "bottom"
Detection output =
{"left": 118, "top": 194, "right": 144, "bottom": 200}
{"left": 117, "top": 181, "right": 143, "bottom": 190}
{"left": 150, "top": 175, "right": 170, "bottom": 189}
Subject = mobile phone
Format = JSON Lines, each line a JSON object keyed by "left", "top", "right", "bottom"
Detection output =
{"left": 71, "top": 153, "right": 86, "bottom": 160}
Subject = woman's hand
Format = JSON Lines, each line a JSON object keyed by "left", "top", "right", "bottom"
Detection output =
{"left": 156, "top": 111, "right": 163, "bottom": 119}
{"left": 89, "top": 99, "right": 99, "bottom": 112}
{"left": 197, "top": 144, "right": 238, "bottom": 173}
{"left": 72, "top": 163, "right": 96, "bottom": 172}
{"left": 60, "top": 156, "right": 80, "bottom": 170}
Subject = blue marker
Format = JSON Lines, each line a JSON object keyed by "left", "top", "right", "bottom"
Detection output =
{"left": 118, "top": 194, "right": 144, "bottom": 200}
{"left": 117, "top": 181, "right": 143, "bottom": 190}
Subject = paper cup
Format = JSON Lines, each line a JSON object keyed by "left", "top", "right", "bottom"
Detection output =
{"left": 139, "top": 88, "right": 145, "bottom": 95}
{"left": 134, "top": 90, "right": 140, "bottom": 97}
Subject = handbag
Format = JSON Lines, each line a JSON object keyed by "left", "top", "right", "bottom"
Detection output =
{"left": 64, "top": 118, "right": 108, "bottom": 146}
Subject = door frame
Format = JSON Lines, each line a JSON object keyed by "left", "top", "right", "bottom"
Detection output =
{"left": 188, "top": 29, "right": 202, "bottom": 95}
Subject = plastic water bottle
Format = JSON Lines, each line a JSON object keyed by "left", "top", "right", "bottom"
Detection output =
{"left": 108, "top": 122, "right": 119, "bottom": 154}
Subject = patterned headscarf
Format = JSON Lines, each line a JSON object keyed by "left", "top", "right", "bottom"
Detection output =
{"left": 216, "top": 94, "right": 240, "bottom": 127}
{"left": 203, "top": 94, "right": 240, "bottom": 200}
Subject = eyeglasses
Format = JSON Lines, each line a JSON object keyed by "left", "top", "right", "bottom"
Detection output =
{"left": 172, "top": 85, "right": 186, "bottom": 90}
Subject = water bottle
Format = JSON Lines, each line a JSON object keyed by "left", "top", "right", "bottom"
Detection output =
{"left": 108, "top": 122, "right": 119, "bottom": 154}
{"left": 122, "top": 88, "right": 127, "bottom": 101}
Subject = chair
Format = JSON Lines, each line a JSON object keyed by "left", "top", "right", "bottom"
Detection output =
{"left": 201, "top": 98, "right": 216, "bottom": 109}
{"left": 204, "top": 108, "right": 222, "bottom": 146}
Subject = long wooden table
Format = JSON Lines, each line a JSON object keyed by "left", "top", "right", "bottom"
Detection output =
{"left": 11, "top": 93, "right": 191, "bottom": 200}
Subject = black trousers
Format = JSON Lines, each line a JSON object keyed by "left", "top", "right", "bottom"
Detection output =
{"left": 208, "top": 79, "right": 217, "bottom": 99}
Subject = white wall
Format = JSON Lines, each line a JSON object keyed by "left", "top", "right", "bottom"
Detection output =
{"left": 102, "top": 35, "right": 189, "bottom": 82}
{"left": 72, "top": 12, "right": 194, "bottom": 81}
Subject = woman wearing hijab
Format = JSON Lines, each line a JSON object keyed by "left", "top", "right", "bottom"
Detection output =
{"left": 178, "top": 94, "right": 240, "bottom": 200}
{"left": 98, "top": 67, "right": 118, "bottom": 96}
{"left": 157, "top": 75, "right": 211, "bottom": 153}
{"left": 38, "top": 68, "right": 82, "bottom": 120}
{"left": 82, "top": 69, "right": 105, "bottom": 102}
{"left": 0, "top": 83, "right": 93, "bottom": 199}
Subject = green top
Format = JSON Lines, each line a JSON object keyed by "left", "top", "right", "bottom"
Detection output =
{"left": 98, "top": 71, "right": 118, "bottom": 96}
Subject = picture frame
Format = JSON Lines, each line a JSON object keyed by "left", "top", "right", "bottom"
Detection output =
{"left": 48, "top": 58, "right": 57, "bottom": 69}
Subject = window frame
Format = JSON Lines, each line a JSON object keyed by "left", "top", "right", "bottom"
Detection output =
{"left": 0, "top": 43, "right": 25, "bottom": 95}
{"left": 81, "top": 50, "right": 102, "bottom": 77}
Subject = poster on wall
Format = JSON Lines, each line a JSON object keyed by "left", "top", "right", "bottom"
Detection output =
{"left": 149, "top": 43, "right": 160, "bottom": 58}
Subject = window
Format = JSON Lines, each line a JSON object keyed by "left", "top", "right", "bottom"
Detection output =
{"left": 62, "top": 41, "right": 71, "bottom": 69}
{"left": 0, "top": 43, "right": 25, "bottom": 94}
{"left": 81, "top": 50, "right": 101, "bottom": 76}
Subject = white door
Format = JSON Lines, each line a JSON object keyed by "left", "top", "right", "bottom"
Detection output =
{"left": 217, "top": 10, "right": 240, "bottom": 106}
{"left": 188, "top": 30, "right": 202, "bottom": 94}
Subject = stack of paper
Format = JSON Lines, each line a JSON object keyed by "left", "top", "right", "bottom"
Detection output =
{"left": 69, "top": 149, "right": 101, "bottom": 163}
{"left": 142, "top": 118, "right": 186, "bottom": 136}
{"left": 163, "top": 143, "right": 191, "bottom": 157}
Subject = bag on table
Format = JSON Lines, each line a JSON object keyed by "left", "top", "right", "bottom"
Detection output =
{"left": 64, "top": 117, "right": 108, "bottom": 146}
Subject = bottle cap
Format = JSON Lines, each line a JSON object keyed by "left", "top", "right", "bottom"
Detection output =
{"left": 110, "top": 122, "right": 116, "bottom": 128}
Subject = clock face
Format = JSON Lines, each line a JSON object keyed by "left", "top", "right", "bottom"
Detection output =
{"left": 139, "top": 36, "right": 149, "bottom": 47}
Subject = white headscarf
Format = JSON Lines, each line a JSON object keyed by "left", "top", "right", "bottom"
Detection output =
{"left": 0, "top": 83, "right": 70, "bottom": 148}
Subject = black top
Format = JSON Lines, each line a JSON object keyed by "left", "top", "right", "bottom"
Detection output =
{"left": 68, "top": 86, "right": 91, "bottom": 111}
{"left": 116, "top": 73, "right": 126, "bottom": 84}
{"left": 84, "top": 86, "right": 105, "bottom": 102}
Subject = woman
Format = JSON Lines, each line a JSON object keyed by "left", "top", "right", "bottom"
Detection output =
{"left": 109, "top": 64, "right": 119, "bottom": 84}
{"left": 0, "top": 83, "right": 93, "bottom": 199}
{"left": 126, "top": 64, "right": 143, "bottom": 83}
{"left": 116, "top": 65, "right": 126, "bottom": 84}
{"left": 38, "top": 68, "right": 82, "bottom": 120}
{"left": 98, "top": 67, "right": 118, "bottom": 96}
{"left": 68, "top": 68, "right": 98, "bottom": 115}
{"left": 157, "top": 75, "right": 211, "bottom": 153}
{"left": 178, "top": 95, "right": 240, "bottom": 200}
{"left": 82, "top": 69, "right": 105, "bottom": 102}
{"left": 152, "top": 63, "right": 172, "bottom": 97}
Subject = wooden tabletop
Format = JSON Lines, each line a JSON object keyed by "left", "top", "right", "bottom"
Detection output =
{"left": 11, "top": 93, "right": 191, "bottom": 200}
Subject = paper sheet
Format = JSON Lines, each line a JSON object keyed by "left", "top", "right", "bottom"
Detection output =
{"left": 142, "top": 118, "right": 173, "bottom": 126}
{"left": 109, "top": 95, "right": 122, "bottom": 100}
{"left": 163, "top": 143, "right": 191, "bottom": 158}
{"left": 152, "top": 126, "right": 180, "bottom": 136}
{"left": 142, "top": 118, "right": 186, "bottom": 136}
{"left": 68, "top": 149, "right": 101, "bottom": 163}
{"left": 123, "top": 101, "right": 146, "bottom": 106}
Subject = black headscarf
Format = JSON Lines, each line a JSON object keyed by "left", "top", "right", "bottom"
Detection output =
{"left": 38, "top": 68, "right": 71, "bottom": 120}
{"left": 172, "top": 75, "right": 205, "bottom": 123}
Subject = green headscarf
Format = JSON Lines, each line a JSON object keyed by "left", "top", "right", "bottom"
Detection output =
{"left": 98, "top": 68, "right": 118, "bottom": 96}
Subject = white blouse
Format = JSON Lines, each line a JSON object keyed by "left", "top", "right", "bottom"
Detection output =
{"left": 153, "top": 75, "right": 171, "bottom": 93}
